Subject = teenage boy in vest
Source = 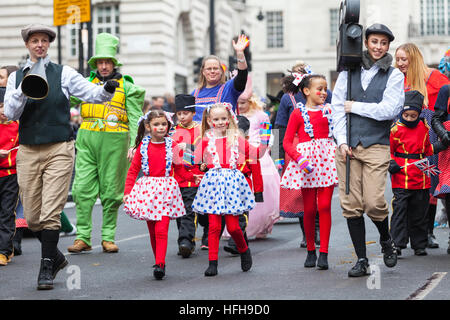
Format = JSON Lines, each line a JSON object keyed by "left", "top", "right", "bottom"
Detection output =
{"left": 68, "top": 33, "right": 145, "bottom": 254}
{"left": 331, "top": 24, "right": 405, "bottom": 277}
{"left": 4, "top": 24, "right": 118, "bottom": 290}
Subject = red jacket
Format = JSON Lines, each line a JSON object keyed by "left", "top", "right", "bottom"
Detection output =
{"left": 0, "top": 121, "right": 19, "bottom": 178}
{"left": 390, "top": 119, "right": 434, "bottom": 190}
{"left": 171, "top": 122, "right": 203, "bottom": 187}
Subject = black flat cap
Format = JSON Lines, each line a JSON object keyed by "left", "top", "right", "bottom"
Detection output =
{"left": 365, "top": 23, "right": 395, "bottom": 42}
{"left": 175, "top": 94, "right": 196, "bottom": 112}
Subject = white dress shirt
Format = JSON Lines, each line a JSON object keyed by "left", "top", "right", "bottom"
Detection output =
{"left": 4, "top": 55, "right": 113, "bottom": 121}
{"left": 331, "top": 64, "right": 405, "bottom": 147}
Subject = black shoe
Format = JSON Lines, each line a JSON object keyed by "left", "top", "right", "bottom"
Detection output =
{"left": 397, "top": 248, "right": 402, "bottom": 256}
{"left": 317, "top": 252, "right": 328, "bottom": 270}
{"left": 37, "top": 258, "right": 54, "bottom": 290}
{"left": 304, "top": 250, "right": 317, "bottom": 268}
{"left": 414, "top": 248, "right": 428, "bottom": 256}
{"left": 240, "top": 248, "right": 252, "bottom": 272}
{"left": 12, "top": 228, "right": 24, "bottom": 256}
{"left": 427, "top": 234, "right": 439, "bottom": 248}
{"left": 380, "top": 238, "right": 398, "bottom": 268}
{"left": 53, "top": 250, "right": 68, "bottom": 279}
{"left": 204, "top": 260, "right": 218, "bottom": 277}
{"left": 153, "top": 264, "right": 165, "bottom": 280}
{"left": 348, "top": 258, "right": 370, "bottom": 277}
{"left": 179, "top": 241, "right": 194, "bottom": 259}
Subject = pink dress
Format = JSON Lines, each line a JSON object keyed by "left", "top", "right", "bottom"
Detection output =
{"left": 224, "top": 110, "right": 281, "bottom": 238}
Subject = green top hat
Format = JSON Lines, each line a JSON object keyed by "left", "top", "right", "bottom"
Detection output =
{"left": 88, "top": 33, "right": 122, "bottom": 70}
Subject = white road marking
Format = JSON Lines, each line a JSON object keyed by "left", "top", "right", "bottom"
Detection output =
{"left": 406, "top": 272, "right": 447, "bottom": 300}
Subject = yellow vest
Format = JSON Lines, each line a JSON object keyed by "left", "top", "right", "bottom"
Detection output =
{"left": 80, "top": 77, "right": 129, "bottom": 132}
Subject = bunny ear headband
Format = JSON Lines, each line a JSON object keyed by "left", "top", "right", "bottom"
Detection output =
{"left": 138, "top": 110, "right": 174, "bottom": 126}
{"left": 292, "top": 65, "right": 314, "bottom": 86}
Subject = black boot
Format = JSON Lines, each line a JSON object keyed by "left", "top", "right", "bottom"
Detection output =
{"left": 153, "top": 263, "right": 165, "bottom": 280}
{"left": 299, "top": 217, "right": 306, "bottom": 248}
{"left": 380, "top": 238, "right": 398, "bottom": 268}
{"left": 304, "top": 250, "right": 317, "bottom": 268}
{"left": 34, "top": 230, "right": 68, "bottom": 279}
{"left": 317, "top": 252, "right": 328, "bottom": 270}
{"left": 240, "top": 248, "right": 252, "bottom": 272}
{"left": 348, "top": 258, "right": 370, "bottom": 277}
{"left": 204, "top": 260, "right": 218, "bottom": 276}
{"left": 37, "top": 258, "right": 54, "bottom": 290}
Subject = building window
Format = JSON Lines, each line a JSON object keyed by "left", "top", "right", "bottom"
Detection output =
{"left": 67, "top": 3, "right": 120, "bottom": 58}
{"left": 420, "top": 0, "right": 450, "bottom": 35}
{"left": 330, "top": 8, "right": 339, "bottom": 46}
{"left": 266, "top": 11, "right": 284, "bottom": 48}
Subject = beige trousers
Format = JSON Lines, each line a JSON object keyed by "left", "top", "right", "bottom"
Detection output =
{"left": 16, "top": 141, "right": 75, "bottom": 231}
{"left": 335, "top": 144, "right": 390, "bottom": 222}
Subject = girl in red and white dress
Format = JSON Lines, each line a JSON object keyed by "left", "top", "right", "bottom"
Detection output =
{"left": 123, "top": 109, "right": 200, "bottom": 280}
{"left": 281, "top": 73, "right": 338, "bottom": 270}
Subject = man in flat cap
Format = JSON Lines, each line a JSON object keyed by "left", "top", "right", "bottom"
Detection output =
{"left": 4, "top": 23, "right": 120, "bottom": 290}
{"left": 67, "top": 33, "right": 145, "bottom": 255}
{"left": 331, "top": 23, "right": 405, "bottom": 277}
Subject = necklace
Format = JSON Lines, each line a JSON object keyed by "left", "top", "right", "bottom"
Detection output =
{"left": 206, "top": 130, "right": 239, "bottom": 169}
{"left": 296, "top": 102, "right": 334, "bottom": 139}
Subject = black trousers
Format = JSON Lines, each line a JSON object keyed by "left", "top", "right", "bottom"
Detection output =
{"left": 0, "top": 174, "right": 19, "bottom": 257}
{"left": 391, "top": 188, "right": 429, "bottom": 250}
{"left": 176, "top": 187, "right": 198, "bottom": 246}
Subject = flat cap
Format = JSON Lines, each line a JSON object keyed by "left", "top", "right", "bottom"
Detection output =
{"left": 365, "top": 23, "right": 395, "bottom": 42}
{"left": 21, "top": 24, "right": 56, "bottom": 43}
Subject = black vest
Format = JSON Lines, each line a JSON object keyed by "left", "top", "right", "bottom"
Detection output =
{"left": 15, "top": 62, "right": 72, "bottom": 145}
{"left": 349, "top": 66, "right": 394, "bottom": 148}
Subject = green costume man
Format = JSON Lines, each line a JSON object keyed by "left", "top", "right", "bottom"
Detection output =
{"left": 68, "top": 33, "right": 145, "bottom": 253}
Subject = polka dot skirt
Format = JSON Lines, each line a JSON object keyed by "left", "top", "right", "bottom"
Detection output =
{"left": 281, "top": 138, "right": 338, "bottom": 189}
{"left": 192, "top": 168, "right": 256, "bottom": 216}
{"left": 124, "top": 176, "right": 186, "bottom": 221}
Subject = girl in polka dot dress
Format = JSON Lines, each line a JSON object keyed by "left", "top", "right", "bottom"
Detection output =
{"left": 281, "top": 74, "right": 338, "bottom": 270}
{"left": 192, "top": 103, "right": 267, "bottom": 277}
{"left": 123, "top": 109, "right": 200, "bottom": 280}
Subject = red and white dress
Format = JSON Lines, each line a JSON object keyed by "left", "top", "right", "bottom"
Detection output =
{"left": 281, "top": 103, "right": 338, "bottom": 189}
{"left": 124, "top": 136, "right": 192, "bottom": 221}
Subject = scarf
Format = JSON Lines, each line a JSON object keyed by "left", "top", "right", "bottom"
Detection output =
{"left": 361, "top": 50, "right": 393, "bottom": 72}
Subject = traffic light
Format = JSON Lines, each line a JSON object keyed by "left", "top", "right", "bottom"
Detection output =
{"left": 193, "top": 57, "right": 203, "bottom": 83}
{"left": 336, "top": 0, "right": 363, "bottom": 72}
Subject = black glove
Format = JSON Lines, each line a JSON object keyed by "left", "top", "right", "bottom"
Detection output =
{"left": 254, "top": 192, "right": 264, "bottom": 203}
{"left": 431, "top": 109, "right": 450, "bottom": 147}
{"left": 433, "top": 140, "right": 449, "bottom": 154}
{"left": 104, "top": 80, "right": 119, "bottom": 94}
{"left": 388, "top": 160, "right": 402, "bottom": 174}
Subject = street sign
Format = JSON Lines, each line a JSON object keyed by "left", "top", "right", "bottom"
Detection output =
{"left": 53, "top": 0, "right": 91, "bottom": 26}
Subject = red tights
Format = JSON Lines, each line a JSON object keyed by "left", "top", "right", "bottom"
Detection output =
{"left": 208, "top": 214, "right": 248, "bottom": 261}
{"left": 301, "top": 186, "right": 334, "bottom": 253}
{"left": 146, "top": 216, "right": 170, "bottom": 266}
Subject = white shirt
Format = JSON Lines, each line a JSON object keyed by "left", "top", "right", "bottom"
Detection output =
{"left": 4, "top": 55, "right": 114, "bottom": 121}
{"left": 331, "top": 64, "right": 405, "bottom": 147}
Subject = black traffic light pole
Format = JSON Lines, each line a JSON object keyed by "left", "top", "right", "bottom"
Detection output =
{"left": 210, "top": 0, "right": 215, "bottom": 55}
{"left": 336, "top": 0, "right": 362, "bottom": 195}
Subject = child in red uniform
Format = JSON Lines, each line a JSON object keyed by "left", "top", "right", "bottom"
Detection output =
{"left": 281, "top": 74, "right": 338, "bottom": 270}
{"left": 172, "top": 94, "right": 204, "bottom": 258}
{"left": 223, "top": 115, "right": 264, "bottom": 254}
{"left": 123, "top": 109, "right": 200, "bottom": 280}
{"left": 389, "top": 90, "right": 447, "bottom": 256}
{"left": 0, "top": 87, "right": 19, "bottom": 266}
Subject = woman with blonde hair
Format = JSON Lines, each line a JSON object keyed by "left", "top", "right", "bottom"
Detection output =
{"left": 190, "top": 34, "right": 250, "bottom": 122}
{"left": 395, "top": 43, "right": 450, "bottom": 249}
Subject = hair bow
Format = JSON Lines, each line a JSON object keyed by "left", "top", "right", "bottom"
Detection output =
{"left": 292, "top": 65, "right": 314, "bottom": 86}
